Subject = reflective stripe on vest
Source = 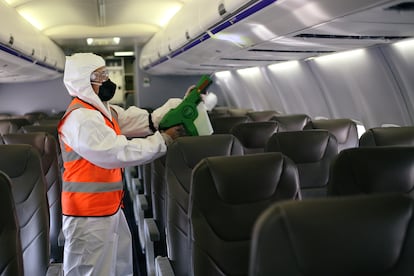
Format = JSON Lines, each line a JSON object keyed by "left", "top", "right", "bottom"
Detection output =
{"left": 58, "top": 97, "right": 123, "bottom": 216}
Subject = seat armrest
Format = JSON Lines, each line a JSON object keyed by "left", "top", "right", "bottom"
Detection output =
{"left": 145, "top": 218, "right": 160, "bottom": 276}
{"left": 155, "top": 256, "right": 175, "bottom": 276}
{"left": 133, "top": 194, "right": 149, "bottom": 251}
{"left": 46, "top": 263, "right": 63, "bottom": 276}
{"left": 138, "top": 194, "right": 148, "bottom": 211}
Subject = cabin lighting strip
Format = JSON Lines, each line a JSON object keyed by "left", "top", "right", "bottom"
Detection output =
{"left": 144, "top": 0, "right": 277, "bottom": 70}
{"left": 0, "top": 43, "right": 63, "bottom": 73}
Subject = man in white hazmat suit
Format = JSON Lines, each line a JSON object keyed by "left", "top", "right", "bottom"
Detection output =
{"left": 58, "top": 53, "right": 185, "bottom": 276}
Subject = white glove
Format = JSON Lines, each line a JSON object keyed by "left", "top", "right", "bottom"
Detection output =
{"left": 201, "top": 92, "right": 218, "bottom": 111}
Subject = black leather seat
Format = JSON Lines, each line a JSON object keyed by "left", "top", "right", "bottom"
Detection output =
{"left": 266, "top": 130, "right": 338, "bottom": 198}
{"left": 328, "top": 146, "right": 414, "bottom": 196}
{"left": 0, "top": 118, "right": 32, "bottom": 129}
{"left": 0, "top": 144, "right": 61, "bottom": 275}
{"left": 308, "top": 118, "right": 358, "bottom": 151}
{"left": 165, "top": 134, "right": 244, "bottom": 276}
{"left": 190, "top": 153, "right": 300, "bottom": 276}
{"left": 0, "top": 171, "right": 23, "bottom": 276}
{"left": 2, "top": 132, "right": 63, "bottom": 262}
{"left": 270, "top": 114, "right": 311, "bottom": 132}
{"left": 150, "top": 155, "right": 168, "bottom": 257}
{"left": 249, "top": 193, "right": 414, "bottom": 276}
{"left": 359, "top": 126, "right": 414, "bottom": 147}
{"left": 210, "top": 116, "right": 250, "bottom": 134}
{"left": 20, "top": 124, "right": 63, "bottom": 171}
{"left": 246, "top": 110, "right": 280, "bottom": 122}
{"left": 231, "top": 121, "right": 279, "bottom": 154}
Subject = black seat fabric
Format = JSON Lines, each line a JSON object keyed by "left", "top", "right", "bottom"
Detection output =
{"left": 0, "top": 171, "right": 23, "bottom": 276}
{"left": 189, "top": 153, "right": 300, "bottom": 276}
{"left": 2, "top": 132, "right": 63, "bottom": 262}
{"left": 249, "top": 193, "right": 414, "bottom": 276}
{"left": 0, "top": 144, "right": 51, "bottom": 275}
{"left": 165, "top": 134, "right": 244, "bottom": 276}
{"left": 266, "top": 130, "right": 338, "bottom": 198}
{"left": 246, "top": 110, "right": 280, "bottom": 122}
{"left": 328, "top": 147, "right": 414, "bottom": 196}
{"left": 0, "top": 118, "right": 32, "bottom": 128}
{"left": 20, "top": 125, "right": 63, "bottom": 170}
{"left": 359, "top": 126, "right": 414, "bottom": 147}
{"left": 210, "top": 116, "right": 250, "bottom": 134}
{"left": 231, "top": 121, "right": 279, "bottom": 154}
{"left": 150, "top": 155, "right": 168, "bottom": 257}
{"left": 270, "top": 114, "right": 311, "bottom": 132}
{"left": 309, "top": 118, "right": 358, "bottom": 151}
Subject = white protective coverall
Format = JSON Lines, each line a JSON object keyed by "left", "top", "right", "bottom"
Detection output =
{"left": 60, "top": 53, "right": 181, "bottom": 276}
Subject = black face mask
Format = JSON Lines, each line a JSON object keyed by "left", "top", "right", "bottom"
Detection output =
{"left": 98, "top": 79, "right": 116, "bottom": 102}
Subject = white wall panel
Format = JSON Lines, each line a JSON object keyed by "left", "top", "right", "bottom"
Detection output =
{"left": 213, "top": 41, "right": 414, "bottom": 130}
{"left": 309, "top": 47, "right": 411, "bottom": 128}
{"left": 266, "top": 61, "right": 331, "bottom": 117}
{"left": 381, "top": 39, "right": 414, "bottom": 123}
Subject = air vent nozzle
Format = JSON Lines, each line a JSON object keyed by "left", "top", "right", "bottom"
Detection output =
{"left": 295, "top": 34, "right": 411, "bottom": 40}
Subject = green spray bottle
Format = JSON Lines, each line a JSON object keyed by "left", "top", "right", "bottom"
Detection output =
{"left": 158, "top": 75, "right": 213, "bottom": 136}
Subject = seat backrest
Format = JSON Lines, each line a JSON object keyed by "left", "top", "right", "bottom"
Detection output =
{"left": 309, "top": 118, "right": 358, "bottom": 151}
{"left": 2, "top": 132, "right": 63, "bottom": 262}
{"left": 227, "top": 108, "right": 253, "bottom": 117}
{"left": 150, "top": 155, "right": 168, "bottom": 257}
{"left": 210, "top": 116, "right": 250, "bottom": 134}
{"left": 0, "top": 171, "right": 24, "bottom": 276}
{"left": 359, "top": 126, "right": 414, "bottom": 147}
{"left": 249, "top": 193, "right": 414, "bottom": 276}
{"left": 270, "top": 114, "right": 311, "bottom": 132}
{"left": 0, "top": 120, "right": 19, "bottom": 134}
{"left": 20, "top": 125, "right": 62, "bottom": 170}
{"left": 0, "top": 144, "right": 51, "bottom": 275}
{"left": 190, "top": 153, "right": 300, "bottom": 276}
{"left": 23, "top": 111, "right": 49, "bottom": 124}
{"left": 165, "top": 134, "right": 244, "bottom": 276}
{"left": 266, "top": 130, "right": 338, "bottom": 198}
{"left": 231, "top": 121, "right": 279, "bottom": 154}
{"left": 246, "top": 110, "right": 280, "bottom": 122}
{"left": 328, "top": 146, "right": 414, "bottom": 196}
{"left": 2, "top": 118, "right": 32, "bottom": 128}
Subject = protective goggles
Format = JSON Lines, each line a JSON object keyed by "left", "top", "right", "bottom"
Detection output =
{"left": 90, "top": 69, "right": 109, "bottom": 83}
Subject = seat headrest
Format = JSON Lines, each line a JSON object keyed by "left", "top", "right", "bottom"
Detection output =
{"left": 311, "top": 119, "right": 358, "bottom": 146}
{"left": 329, "top": 147, "right": 414, "bottom": 195}
{"left": 210, "top": 116, "right": 250, "bottom": 134}
{"left": 246, "top": 110, "right": 280, "bottom": 122}
{"left": 200, "top": 152, "right": 299, "bottom": 204}
{"left": 0, "top": 144, "right": 36, "bottom": 178}
{"left": 270, "top": 114, "right": 311, "bottom": 132}
{"left": 231, "top": 122, "right": 278, "bottom": 150}
{"left": 168, "top": 134, "right": 244, "bottom": 169}
{"left": 250, "top": 194, "right": 414, "bottom": 275}
{"left": 266, "top": 130, "right": 338, "bottom": 163}
{"left": 360, "top": 126, "right": 414, "bottom": 147}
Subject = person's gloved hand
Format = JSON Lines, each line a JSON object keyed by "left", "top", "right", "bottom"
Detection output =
{"left": 160, "top": 125, "right": 187, "bottom": 145}
{"left": 184, "top": 85, "right": 196, "bottom": 98}
{"left": 201, "top": 92, "right": 218, "bottom": 111}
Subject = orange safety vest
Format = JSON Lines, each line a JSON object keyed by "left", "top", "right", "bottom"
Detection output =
{"left": 58, "top": 97, "right": 123, "bottom": 216}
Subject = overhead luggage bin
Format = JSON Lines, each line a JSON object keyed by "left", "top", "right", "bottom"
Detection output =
{"left": 0, "top": 2, "right": 65, "bottom": 83}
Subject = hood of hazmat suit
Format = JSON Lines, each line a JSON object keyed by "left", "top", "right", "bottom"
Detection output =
{"left": 63, "top": 53, "right": 113, "bottom": 119}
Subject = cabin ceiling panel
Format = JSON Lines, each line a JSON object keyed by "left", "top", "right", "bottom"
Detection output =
{"left": 141, "top": 0, "right": 413, "bottom": 74}
{"left": 3, "top": 0, "right": 413, "bottom": 76}
{"left": 4, "top": 0, "right": 189, "bottom": 55}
